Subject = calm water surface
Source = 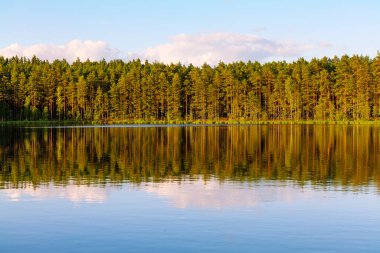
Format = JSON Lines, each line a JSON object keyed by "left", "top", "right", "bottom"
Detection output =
{"left": 0, "top": 125, "right": 379, "bottom": 253}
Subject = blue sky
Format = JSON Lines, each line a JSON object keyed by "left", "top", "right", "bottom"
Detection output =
{"left": 1, "top": 0, "right": 379, "bottom": 64}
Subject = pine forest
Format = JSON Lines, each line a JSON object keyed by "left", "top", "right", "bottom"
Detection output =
{"left": 1, "top": 54, "right": 380, "bottom": 122}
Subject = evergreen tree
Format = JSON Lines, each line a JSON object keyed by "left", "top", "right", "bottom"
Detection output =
{"left": 1, "top": 55, "right": 380, "bottom": 122}
{"left": 167, "top": 73, "right": 182, "bottom": 120}
{"left": 77, "top": 76, "right": 87, "bottom": 120}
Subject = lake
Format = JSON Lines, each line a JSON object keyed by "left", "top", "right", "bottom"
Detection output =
{"left": 0, "top": 125, "right": 379, "bottom": 253}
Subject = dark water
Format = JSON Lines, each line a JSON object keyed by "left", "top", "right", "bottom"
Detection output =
{"left": 0, "top": 125, "right": 379, "bottom": 253}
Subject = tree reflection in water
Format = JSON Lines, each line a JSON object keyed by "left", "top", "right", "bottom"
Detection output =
{"left": 0, "top": 125, "right": 379, "bottom": 190}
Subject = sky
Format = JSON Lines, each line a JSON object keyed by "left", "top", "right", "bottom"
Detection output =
{"left": 0, "top": 0, "right": 379, "bottom": 65}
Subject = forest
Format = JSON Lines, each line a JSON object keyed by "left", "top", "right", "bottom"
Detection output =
{"left": 1, "top": 54, "right": 380, "bottom": 122}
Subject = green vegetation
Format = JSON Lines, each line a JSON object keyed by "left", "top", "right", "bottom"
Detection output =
{"left": 1, "top": 54, "right": 380, "bottom": 122}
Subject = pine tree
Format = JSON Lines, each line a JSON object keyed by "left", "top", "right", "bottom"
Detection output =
{"left": 94, "top": 86, "right": 104, "bottom": 120}
{"left": 56, "top": 86, "right": 64, "bottom": 121}
{"left": 167, "top": 73, "right": 182, "bottom": 121}
{"left": 77, "top": 76, "right": 87, "bottom": 120}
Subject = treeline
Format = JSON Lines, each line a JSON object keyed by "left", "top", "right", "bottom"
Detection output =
{"left": 1, "top": 54, "right": 380, "bottom": 122}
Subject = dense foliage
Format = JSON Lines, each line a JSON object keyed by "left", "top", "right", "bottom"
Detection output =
{"left": 1, "top": 54, "right": 380, "bottom": 122}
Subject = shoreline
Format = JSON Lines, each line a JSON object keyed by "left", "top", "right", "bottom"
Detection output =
{"left": 3, "top": 119, "right": 380, "bottom": 126}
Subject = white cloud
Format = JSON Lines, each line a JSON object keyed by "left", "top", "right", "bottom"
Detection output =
{"left": 130, "top": 32, "right": 320, "bottom": 65}
{"left": 0, "top": 40, "right": 121, "bottom": 62}
{"left": 0, "top": 33, "right": 329, "bottom": 65}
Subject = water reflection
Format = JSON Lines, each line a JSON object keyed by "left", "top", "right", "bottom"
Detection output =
{"left": 0, "top": 180, "right": 341, "bottom": 208}
{"left": 1, "top": 184, "right": 107, "bottom": 203}
{"left": 144, "top": 180, "right": 316, "bottom": 209}
{"left": 0, "top": 125, "right": 379, "bottom": 189}
{"left": 1, "top": 125, "right": 380, "bottom": 253}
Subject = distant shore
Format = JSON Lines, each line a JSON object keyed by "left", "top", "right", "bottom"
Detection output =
{"left": 3, "top": 119, "right": 380, "bottom": 127}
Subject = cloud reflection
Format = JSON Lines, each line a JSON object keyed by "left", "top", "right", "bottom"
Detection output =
{"left": 144, "top": 180, "right": 315, "bottom": 209}
{"left": 1, "top": 185, "right": 107, "bottom": 203}
{"left": 0, "top": 180, "right": 326, "bottom": 208}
